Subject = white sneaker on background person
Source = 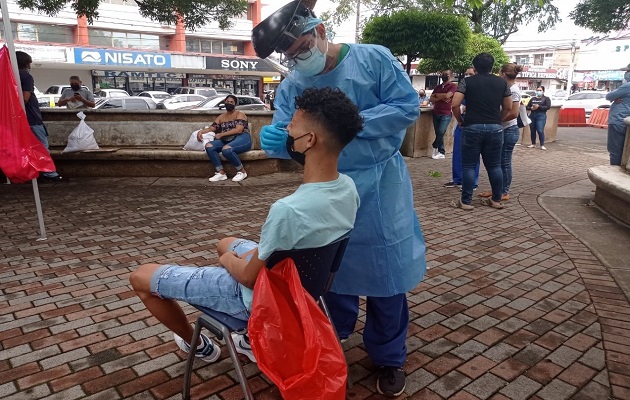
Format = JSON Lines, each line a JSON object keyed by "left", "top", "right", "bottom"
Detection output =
{"left": 232, "top": 171, "right": 248, "bottom": 182}
{"left": 209, "top": 172, "right": 228, "bottom": 182}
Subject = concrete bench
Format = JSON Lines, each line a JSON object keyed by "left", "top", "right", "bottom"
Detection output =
{"left": 42, "top": 109, "right": 295, "bottom": 178}
{"left": 587, "top": 117, "right": 630, "bottom": 225}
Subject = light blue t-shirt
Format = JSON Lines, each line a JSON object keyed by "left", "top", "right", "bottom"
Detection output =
{"left": 241, "top": 173, "right": 360, "bottom": 309}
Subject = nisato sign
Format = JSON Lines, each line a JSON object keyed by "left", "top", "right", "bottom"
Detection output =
{"left": 75, "top": 48, "right": 171, "bottom": 68}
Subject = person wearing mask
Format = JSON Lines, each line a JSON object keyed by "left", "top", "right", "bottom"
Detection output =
{"left": 418, "top": 89, "right": 429, "bottom": 106}
{"left": 526, "top": 86, "right": 551, "bottom": 150}
{"left": 198, "top": 95, "right": 252, "bottom": 182}
{"left": 444, "top": 67, "right": 480, "bottom": 189}
{"left": 451, "top": 53, "right": 513, "bottom": 210}
{"left": 605, "top": 63, "right": 630, "bottom": 166}
{"left": 429, "top": 69, "right": 457, "bottom": 159}
{"left": 479, "top": 63, "right": 522, "bottom": 201}
{"left": 252, "top": 1, "right": 427, "bottom": 396}
{"left": 57, "top": 76, "right": 95, "bottom": 109}
{"left": 15, "top": 51, "right": 64, "bottom": 183}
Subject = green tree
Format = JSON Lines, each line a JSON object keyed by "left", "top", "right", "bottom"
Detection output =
{"left": 15, "top": 0, "right": 247, "bottom": 30}
{"left": 325, "top": 0, "right": 558, "bottom": 45}
{"left": 569, "top": 0, "right": 630, "bottom": 33}
{"left": 362, "top": 9, "right": 470, "bottom": 75}
{"left": 417, "top": 33, "right": 509, "bottom": 75}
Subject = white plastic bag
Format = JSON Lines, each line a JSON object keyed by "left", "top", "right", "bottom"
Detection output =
{"left": 62, "top": 111, "right": 99, "bottom": 153}
{"left": 183, "top": 129, "right": 215, "bottom": 151}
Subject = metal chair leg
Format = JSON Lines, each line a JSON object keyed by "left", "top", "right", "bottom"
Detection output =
{"left": 222, "top": 326, "right": 254, "bottom": 400}
{"left": 319, "top": 297, "right": 353, "bottom": 390}
{"left": 182, "top": 320, "right": 204, "bottom": 400}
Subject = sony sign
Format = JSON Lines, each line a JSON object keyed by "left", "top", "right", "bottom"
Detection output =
{"left": 75, "top": 48, "right": 172, "bottom": 68}
{"left": 220, "top": 59, "right": 259, "bottom": 70}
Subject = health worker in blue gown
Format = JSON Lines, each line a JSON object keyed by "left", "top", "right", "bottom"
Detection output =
{"left": 252, "top": 1, "right": 427, "bottom": 396}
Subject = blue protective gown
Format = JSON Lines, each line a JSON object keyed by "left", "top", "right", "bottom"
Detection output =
{"left": 271, "top": 44, "right": 427, "bottom": 297}
{"left": 606, "top": 82, "right": 630, "bottom": 127}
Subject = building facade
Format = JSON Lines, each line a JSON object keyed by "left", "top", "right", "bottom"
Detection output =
{"left": 1, "top": 0, "right": 280, "bottom": 97}
{"left": 506, "top": 47, "right": 572, "bottom": 92}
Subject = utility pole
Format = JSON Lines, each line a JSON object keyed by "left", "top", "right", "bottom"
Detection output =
{"left": 567, "top": 38, "right": 577, "bottom": 92}
{"left": 355, "top": 0, "right": 361, "bottom": 43}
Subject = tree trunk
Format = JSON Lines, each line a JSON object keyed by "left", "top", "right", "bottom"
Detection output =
{"left": 406, "top": 57, "right": 412, "bottom": 76}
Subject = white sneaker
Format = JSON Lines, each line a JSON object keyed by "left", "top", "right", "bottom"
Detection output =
{"left": 541, "top": 146, "right": 547, "bottom": 150}
{"left": 209, "top": 172, "right": 227, "bottom": 182}
{"left": 515, "top": 143, "right": 522, "bottom": 146}
{"left": 431, "top": 148, "right": 438, "bottom": 158}
{"left": 231, "top": 332, "right": 256, "bottom": 362}
{"left": 433, "top": 153, "right": 445, "bottom": 159}
{"left": 527, "top": 144, "right": 535, "bottom": 148}
{"left": 232, "top": 171, "right": 248, "bottom": 182}
{"left": 174, "top": 333, "right": 221, "bottom": 363}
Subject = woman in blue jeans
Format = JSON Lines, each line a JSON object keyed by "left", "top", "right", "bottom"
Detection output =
{"left": 197, "top": 95, "right": 252, "bottom": 182}
{"left": 479, "top": 63, "right": 522, "bottom": 201}
{"left": 526, "top": 86, "right": 551, "bottom": 150}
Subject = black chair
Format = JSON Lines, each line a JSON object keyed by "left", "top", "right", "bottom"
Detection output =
{"left": 182, "top": 232, "right": 351, "bottom": 400}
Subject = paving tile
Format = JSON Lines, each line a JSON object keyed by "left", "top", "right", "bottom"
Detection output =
{"left": 525, "top": 360, "right": 564, "bottom": 384}
{"left": 499, "top": 376, "right": 542, "bottom": 400}
{"left": 463, "top": 372, "right": 506, "bottom": 400}
{"left": 457, "top": 356, "right": 497, "bottom": 379}
{"left": 489, "top": 359, "right": 529, "bottom": 382}
{"left": 535, "top": 378, "right": 578, "bottom": 400}
{"left": 428, "top": 371, "right": 472, "bottom": 398}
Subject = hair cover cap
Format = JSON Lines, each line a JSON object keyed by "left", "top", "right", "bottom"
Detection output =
{"left": 252, "top": 0, "right": 316, "bottom": 59}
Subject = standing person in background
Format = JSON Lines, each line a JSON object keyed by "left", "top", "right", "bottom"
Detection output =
{"left": 605, "top": 63, "right": 630, "bottom": 166}
{"left": 479, "top": 63, "right": 522, "bottom": 201}
{"left": 444, "top": 67, "right": 480, "bottom": 189}
{"left": 526, "top": 86, "right": 551, "bottom": 150}
{"left": 418, "top": 89, "right": 429, "bottom": 107}
{"left": 252, "top": 1, "right": 427, "bottom": 396}
{"left": 15, "top": 51, "right": 64, "bottom": 183}
{"left": 451, "top": 53, "right": 513, "bottom": 210}
{"left": 57, "top": 76, "right": 95, "bottom": 109}
{"left": 429, "top": 69, "right": 457, "bottom": 159}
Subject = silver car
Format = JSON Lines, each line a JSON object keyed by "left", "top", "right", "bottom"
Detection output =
{"left": 189, "top": 95, "right": 267, "bottom": 111}
{"left": 94, "top": 97, "right": 157, "bottom": 110}
{"left": 561, "top": 91, "right": 611, "bottom": 115}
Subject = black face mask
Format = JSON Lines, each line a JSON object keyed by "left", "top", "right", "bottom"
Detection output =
{"left": 225, "top": 103, "right": 235, "bottom": 111}
{"left": 441, "top": 75, "right": 449, "bottom": 82}
{"left": 285, "top": 133, "right": 311, "bottom": 166}
{"left": 71, "top": 84, "right": 81, "bottom": 91}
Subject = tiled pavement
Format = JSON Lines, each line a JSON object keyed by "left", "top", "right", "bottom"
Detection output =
{"left": 1, "top": 128, "right": 629, "bottom": 399}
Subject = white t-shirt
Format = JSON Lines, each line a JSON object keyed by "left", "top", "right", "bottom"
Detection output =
{"left": 241, "top": 173, "right": 360, "bottom": 309}
{"left": 502, "top": 83, "right": 522, "bottom": 128}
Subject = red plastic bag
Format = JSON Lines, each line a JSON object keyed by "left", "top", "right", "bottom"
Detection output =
{"left": 248, "top": 258, "right": 347, "bottom": 400}
{"left": 0, "top": 45, "right": 55, "bottom": 183}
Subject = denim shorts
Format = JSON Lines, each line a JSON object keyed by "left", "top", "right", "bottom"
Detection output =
{"left": 150, "top": 239, "right": 258, "bottom": 320}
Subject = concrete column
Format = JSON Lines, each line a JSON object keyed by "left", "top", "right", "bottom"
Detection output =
{"left": 168, "top": 16, "right": 186, "bottom": 53}
{"left": 75, "top": 16, "right": 89, "bottom": 46}
{"left": 244, "top": 0, "right": 262, "bottom": 56}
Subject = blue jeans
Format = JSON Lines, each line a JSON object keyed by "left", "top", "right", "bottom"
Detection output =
{"left": 432, "top": 114, "right": 452, "bottom": 154}
{"left": 461, "top": 124, "right": 504, "bottom": 204}
{"left": 149, "top": 238, "right": 257, "bottom": 320}
{"left": 30, "top": 125, "right": 58, "bottom": 178}
{"left": 529, "top": 113, "right": 547, "bottom": 146}
{"left": 205, "top": 133, "right": 252, "bottom": 171}
{"left": 452, "top": 124, "right": 479, "bottom": 186}
{"left": 502, "top": 125, "right": 520, "bottom": 195}
{"left": 608, "top": 124, "right": 627, "bottom": 166}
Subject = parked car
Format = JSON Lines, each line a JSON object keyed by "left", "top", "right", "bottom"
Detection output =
{"left": 137, "top": 91, "right": 171, "bottom": 101}
{"left": 94, "top": 89, "right": 131, "bottom": 98}
{"left": 187, "top": 95, "right": 267, "bottom": 111}
{"left": 155, "top": 94, "right": 207, "bottom": 110}
{"left": 94, "top": 97, "right": 157, "bottom": 110}
{"left": 561, "top": 91, "right": 611, "bottom": 114}
{"left": 44, "top": 84, "right": 90, "bottom": 95}
{"left": 214, "top": 88, "right": 233, "bottom": 95}
{"left": 173, "top": 87, "right": 218, "bottom": 98}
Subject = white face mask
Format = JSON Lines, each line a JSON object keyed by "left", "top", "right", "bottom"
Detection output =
{"left": 294, "top": 36, "right": 328, "bottom": 77}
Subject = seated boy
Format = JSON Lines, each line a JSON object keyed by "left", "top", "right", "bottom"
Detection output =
{"left": 129, "top": 87, "right": 363, "bottom": 362}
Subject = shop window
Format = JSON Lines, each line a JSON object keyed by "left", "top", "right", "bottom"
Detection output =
{"left": 186, "top": 38, "right": 200, "bottom": 52}
{"left": 212, "top": 41, "right": 223, "bottom": 54}
{"left": 0, "top": 22, "right": 72, "bottom": 43}
{"left": 514, "top": 55, "right": 529, "bottom": 65}
{"left": 201, "top": 40, "right": 213, "bottom": 53}
{"left": 222, "top": 41, "right": 244, "bottom": 55}
{"left": 533, "top": 54, "right": 545, "bottom": 66}
{"left": 89, "top": 29, "right": 160, "bottom": 50}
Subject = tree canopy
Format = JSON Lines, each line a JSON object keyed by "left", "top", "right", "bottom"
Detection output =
{"left": 15, "top": 0, "right": 248, "bottom": 30}
{"left": 324, "top": 0, "right": 559, "bottom": 44}
{"left": 362, "top": 9, "right": 470, "bottom": 75}
{"left": 417, "top": 32, "right": 509, "bottom": 75}
{"left": 569, "top": 0, "right": 630, "bottom": 33}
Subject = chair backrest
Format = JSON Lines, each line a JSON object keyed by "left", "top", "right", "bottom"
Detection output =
{"left": 265, "top": 232, "right": 351, "bottom": 300}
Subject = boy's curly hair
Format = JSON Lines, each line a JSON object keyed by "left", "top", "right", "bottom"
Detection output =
{"left": 294, "top": 87, "right": 363, "bottom": 150}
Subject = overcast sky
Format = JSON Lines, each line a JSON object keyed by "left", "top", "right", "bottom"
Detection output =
{"left": 260, "top": 0, "right": 600, "bottom": 48}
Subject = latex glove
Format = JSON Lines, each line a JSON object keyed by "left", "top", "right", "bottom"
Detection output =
{"left": 260, "top": 121, "right": 288, "bottom": 152}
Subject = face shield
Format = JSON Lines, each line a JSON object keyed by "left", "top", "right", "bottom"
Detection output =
{"left": 252, "top": 0, "right": 318, "bottom": 60}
